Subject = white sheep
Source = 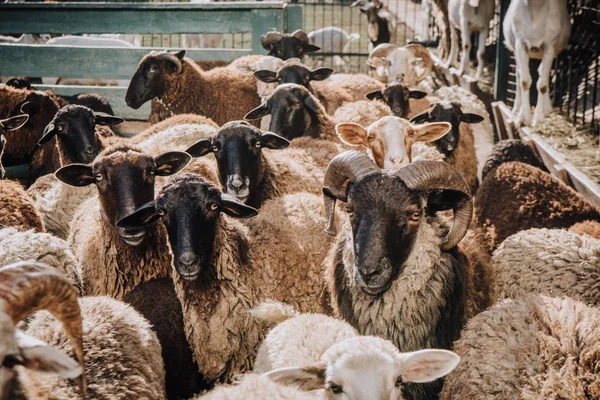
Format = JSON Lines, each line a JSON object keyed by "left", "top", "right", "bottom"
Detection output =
{"left": 367, "top": 43, "right": 434, "bottom": 88}
{"left": 307, "top": 26, "right": 360, "bottom": 72}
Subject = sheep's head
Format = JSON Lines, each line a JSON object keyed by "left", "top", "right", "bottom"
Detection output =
{"left": 410, "top": 102, "right": 484, "bottom": 156}
{"left": 265, "top": 336, "right": 460, "bottom": 400}
{"left": 245, "top": 84, "right": 322, "bottom": 140}
{"left": 5, "top": 78, "right": 32, "bottom": 90}
{"left": 367, "top": 44, "right": 433, "bottom": 85}
{"left": 260, "top": 30, "right": 320, "bottom": 60}
{"left": 186, "top": 121, "right": 289, "bottom": 207}
{"left": 366, "top": 83, "right": 427, "bottom": 118}
{"left": 56, "top": 146, "right": 190, "bottom": 246}
{"left": 254, "top": 63, "right": 333, "bottom": 89}
{"left": 126, "top": 50, "right": 186, "bottom": 109}
{"left": 61, "top": 93, "right": 115, "bottom": 116}
{"left": 336, "top": 116, "right": 450, "bottom": 170}
{"left": 39, "top": 105, "right": 123, "bottom": 164}
{"left": 360, "top": 1, "right": 384, "bottom": 24}
{"left": 0, "top": 114, "right": 29, "bottom": 179}
{"left": 117, "top": 174, "right": 258, "bottom": 281}
{"left": 0, "top": 262, "right": 86, "bottom": 400}
{"left": 322, "top": 151, "right": 472, "bottom": 295}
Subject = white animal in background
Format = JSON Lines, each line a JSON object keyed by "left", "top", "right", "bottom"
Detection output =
{"left": 503, "top": 0, "right": 571, "bottom": 126}
{"left": 0, "top": 34, "right": 51, "bottom": 44}
{"left": 307, "top": 27, "right": 360, "bottom": 72}
{"left": 85, "top": 34, "right": 143, "bottom": 47}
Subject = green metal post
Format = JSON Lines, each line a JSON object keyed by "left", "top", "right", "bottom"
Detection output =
{"left": 494, "top": 0, "right": 510, "bottom": 102}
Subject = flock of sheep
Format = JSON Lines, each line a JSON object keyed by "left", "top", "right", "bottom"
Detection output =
{"left": 1, "top": 0, "right": 599, "bottom": 399}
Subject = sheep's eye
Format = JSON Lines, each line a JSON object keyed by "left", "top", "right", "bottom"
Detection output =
{"left": 57, "top": 125, "right": 63, "bottom": 132}
{"left": 149, "top": 169, "right": 156, "bottom": 176}
{"left": 95, "top": 173, "right": 103, "bottom": 182}
{"left": 255, "top": 141, "right": 262, "bottom": 148}
{"left": 367, "top": 134, "right": 375, "bottom": 141}
{"left": 3, "top": 354, "right": 23, "bottom": 368}
{"left": 329, "top": 383, "right": 343, "bottom": 394}
{"left": 157, "top": 209, "right": 165, "bottom": 216}
{"left": 346, "top": 207, "right": 354, "bottom": 215}
{"left": 410, "top": 211, "right": 421, "bottom": 221}
{"left": 209, "top": 203, "right": 219, "bottom": 211}
{"left": 212, "top": 145, "right": 219, "bottom": 152}
{"left": 395, "top": 375, "right": 403, "bottom": 387}
{"left": 149, "top": 65, "right": 158, "bottom": 73}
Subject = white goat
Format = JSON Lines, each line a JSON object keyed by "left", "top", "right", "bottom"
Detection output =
{"left": 307, "top": 27, "right": 360, "bottom": 72}
{"left": 503, "top": 0, "right": 571, "bottom": 126}
{"left": 447, "top": 0, "right": 495, "bottom": 79}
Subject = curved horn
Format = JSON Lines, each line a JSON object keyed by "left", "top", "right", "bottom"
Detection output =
{"left": 291, "top": 30, "right": 309, "bottom": 45}
{"left": 404, "top": 44, "right": 433, "bottom": 83}
{"left": 152, "top": 51, "right": 183, "bottom": 74}
{"left": 261, "top": 31, "right": 284, "bottom": 49}
{"left": 0, "top": 262, "right": 86, "bottom": 396}
{"left": 394, "top": 161, "right": 472, "bottom": 250}
{"left": 323, "top": 150, "right": 380, "bottom": 236}
{"left": 369, "top": 43, "right": 398, "bottom": 59}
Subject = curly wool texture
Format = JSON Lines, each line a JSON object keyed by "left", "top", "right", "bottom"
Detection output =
{"left": 491, "top": 228, "right": 600, "bottom": 306}
{"left": 24, "top": 296, "right": 166, "bottom": 400}
{"left": 131, "top": 114, "right": 219, "bottom": 147}
{"left": 196, "top": 373, "right": 316, "bottom": 400}
{"left": 440, "top": 295, "right": 600, "bottom": 400}
{"left": 318, "top": 73, "right": 384, "bottom": 101}
{"left": 0, "top": 180, "right": 45, "bottom": 233}
{"left": 68, "top": 197, "right": 172, "bottom": 300}
{"left": 0, "top": 228, "right": 81, "bottom": 290}
{"left": 481, "top": 139, "right": 546, "bottom": 181}
{"left": 147, "top": 57, "right": 260, "bottom": 125}
{"left": 333, "top": 99, "right": 392, "bottom": 126}
{"left": 569, "top": 220, "right": 600, "bottom": 240}
{"left": 475, "top": 162, "right": 600, "bottom": 250}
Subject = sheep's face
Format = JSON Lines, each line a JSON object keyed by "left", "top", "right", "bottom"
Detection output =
{"left": 56, "top": 148, "right": 190, "bottom": 246}
{"left": 336, "top": 117, "right": 450, "bottom": 170}
{"left": 116, "top": 174, "right": 258, "bottom": 281}
{"left": 38, "top": 105, "right": 123, "bottom": 164}
{"left": 0, "top": 114, "right": 29, "bottom": 178}
{"left": 245, "top": 84, "right": 319, "bottom": 140}
{"left": 360, "top": 2, "right": 384, "bottom": 24}
{"left": 265, "top": 336, "right": 461, "bottom": 400}
{"left": 410, "top": 102, "right": 484, "bottom": 156}
{"left": 261, "top": 34, "right": 320, "bottom": 60}
{"left": 185, "top": 121, "right": 289, "bottom": 208}
{"left": 366, "top": 83, "right": 427, "bottom": 118}
{"left": 254, "top": 64, "right": 333, "bottom": 89}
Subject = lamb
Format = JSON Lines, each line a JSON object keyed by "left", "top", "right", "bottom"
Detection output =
{"left": 335, "top": 116, "right": 450, "bottom": 169}
{"left": 125, "top": 50, "right": 261, "bottom": 125}
{"left": 480, "top": 139, "right": 547, "bottom": 181}
{"left": 491, "top": 228, "right": 600, "bottom": 307}
{"left": 440, "top": 295, "right": 600, "bottom": 400}
{"left": 250, "top": 302, "right": 461, "bottom": 399}
{"left": 367, "top": 43, "right": 433, "bottom": 87}
{"left": 185, "top": 120, "right": 339, "bottom": 208}
{"left": 475, "top": 162, "right": 600, "bottom": 251}
{"left": 322, "top": 151, "right": 490, "bottom": 400}
{"left": 0, "top": 227, "right": 81, "bottom": 290}
{"left": 447, "top": 0, "right": 495, "bottom": 78}
{"left": 503, "top": 0, "right": 571, "bottom": 126}
{"left": 260, "top": 30, "right": 320, "bottom": 60}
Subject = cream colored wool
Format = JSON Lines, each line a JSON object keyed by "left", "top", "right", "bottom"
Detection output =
{"left": 440, "top": 295, "right": 600, "bottom": 400}
{"left": 317, "top": 73, "right": 384, "bottom": 101}
{"left": 197, "top": 373, "right": 317, "bottom": 400}
{"left": 333, "top": 99, "right": 392, "bottom": 126}
{"left": 569, "top": 220, "right": 600, "bottom": 240}
{"left": 492, "top": 228, "right": 600, "bottom": 306}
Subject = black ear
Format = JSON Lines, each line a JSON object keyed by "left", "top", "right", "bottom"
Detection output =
{"left": 254, "top": 70, "right": 279, "bottom": 83}
{"left": 304, "top": 95, "right": 319, "bottom": 114}
{"left": 1, "top": 114, "right": 28, "bottom": 131}
{"left": 245, "top": 103, "right": 270, "bottom": 120}
{"left": 174, "top": 50, "right": 186, "bottom": 60}
{"left": 322, "top": 185, "right": 348, "bottom": 203}
{"left": 360, "top": 7, "right": 368, "bottom": 13}
{"left": 94, "top": 112, "right": 124, "bottom": 126}
{"left": 427, "top": 190, "right": 469, "bottom": 213}
{"left": 116, "top": 201, "right": 160, "bottom": 229}
{"left": 154, "top": 151, "right": 191, "bottom": 176}
{"left": 410, "top": 111, "right": 431, "bottom": 124}
{"left": 186, "top": 139, "right": 213, "bottom": 158}
{"left": 309, "top": 68, "right": 334, "bottom": 81}
{"left": 260, "top": 132, "right": 290, "bottom": 150}
{"left": 459, "top": 113, "right": 484, "bottom": 124}
{"left": 365, "top": 90, "right": 384, "bottom": 101}
{"left": 220, "top": 193, "right": 259, "bottom": 219}
{"left": 409, "top": 90, "right": 428, "bottom": 99}
{"left": 55, "top": 164, "right": 95, "bottom": 187}
{"left": 305, "top": 44, "right": 321, "bottom": 53}
{"left": 38, "top": 123, "right": 57, "bottom": 145}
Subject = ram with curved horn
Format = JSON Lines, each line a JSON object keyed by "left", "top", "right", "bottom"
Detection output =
{"left": 260, "top": 30, "right": 320, "bottom": 60}
{"left": 322, "top": 150, "right": 491, "bottom": 400}
{"left": 367, "top": 43, "right": 434, "bottom": 86}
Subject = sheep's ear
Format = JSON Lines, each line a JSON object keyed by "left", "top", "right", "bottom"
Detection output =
{"left": 186, "top": 139, "right": 213, "bottom": 158}
{"left": 154, "top": 151, "right": 191, "bottom": 176}
{"left": 260, "top": 132, "right": 289, "bottom": 150}
{"left": 16, "top": 331, "right": 83, "bottom": 379}
{"left": 117, "top": 201, "right": 160, "bottom": 229}
{"left": 174, "top": 50, "right": 186, "bottom": 60}
{"left": 245, "top": 103, "right": 270, "bottom": 120}
{"left": 38, "top": 123, "right": 57, "bottom": 145}
{"left": 1, "top": 114, "right": 28, "bottom": 131}
{"left": 336, "top": 123, "right": 369, "bottom": 146}
{"left": 55, "top": 164, "right": 95, "bottom": 187}
{"left": 263, "top": 365, "right": 326, "bottom": 391}
{"left": 236, "top": 64, "right": 256, "bottom": 75}
{"left": 409, "top": 90, "right": 428, "bottom": 99}
{"left": 305, "top": 44, "right": 321, "bottom": 53}
{"left": 94, "top": 112, "right": 124, "bottom": 126}
{"left": 409, "top": 111, "right": 430, "bottom": 124}
{"left": 410, "top": 122, "right": 451, "bottom": 143}
{"left": 459, "top": 113, "right": 484, "bottom": 124}
{"left": 322, "top": 185, "right": 348, "bottom": 203}
{"left": 310, "top": 68, "right": 334, "bottom": 81}
{"left": 400, "top": 349, "right": 460, "bottom": 383}
{"left": 220, "top": 193, "right": 258, "bottom": 219}
{"left": 254, "top": 70, "right": 279, "bottom": 83}
{"left": 303, "top": 96, "right": 319, "bottom": 114}
{"left": 365, "top": 90, "right": 384, "bottom": 101}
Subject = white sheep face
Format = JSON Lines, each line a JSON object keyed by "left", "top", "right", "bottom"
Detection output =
{"left": 385, "top": 48, "right": 418, "bottom": 86}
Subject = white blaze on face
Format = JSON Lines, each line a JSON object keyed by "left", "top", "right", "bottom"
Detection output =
{"left": 366, "top": 117, "right": 413, "bottom": 171}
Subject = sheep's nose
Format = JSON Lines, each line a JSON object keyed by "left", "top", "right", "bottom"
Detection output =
{"left": 178, "top": 252, "right": 199, "bottom": 271}
{"left": 363, "top": 266, "right": 384, "bottom": 283}
{"left": 390, "top": 156, "right": 405, "bottom": 167}
{"left": 228, "top": 176, "right": 244, "bottom": 192}
{"left": 83, "top": 146, "right": 95, "bottom": 156}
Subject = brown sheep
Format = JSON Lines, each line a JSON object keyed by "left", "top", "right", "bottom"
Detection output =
{"left": 474, "top": 162, "right": 600, "bottom": 251}
{"left": 0, "top": 179, "right": 45, "bottom": 233}
{"left": 125, "top": 50, "right": 261, "bottom": 126}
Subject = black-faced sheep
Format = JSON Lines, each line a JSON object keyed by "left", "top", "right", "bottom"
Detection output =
{"left": 440, "top": 295, "right": 600, "bottom": 400}
{"left": 0, "top": 114, "right": 29, "bottom": 179}
{"left": 126, "top": 50, "right": 261, "bottom": 125}
{"left": 365, "top": 82, "right": 429, "bottom": 118}
{"left": 480, "top": 139, "right": 547, "bottom": 181}
{"left": 474, "top": 162, "right": 600, "bottom": 251}
{"left": 260, "top": 30, "right": 320, "bottom": 60}
{"left": 322, "top": 151, "right": 490, "bottom": 400}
